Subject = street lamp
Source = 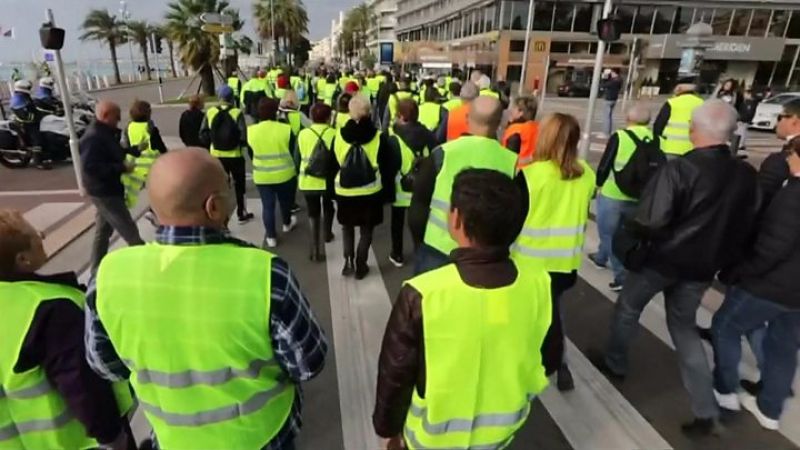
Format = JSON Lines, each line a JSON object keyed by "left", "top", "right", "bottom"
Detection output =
{"left": 119, "top": 0, "right": 135, "bottom": 82}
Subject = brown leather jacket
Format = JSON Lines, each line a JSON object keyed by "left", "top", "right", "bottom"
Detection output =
{"left": 372, "top": 246, "right": 518, "bottom": 437}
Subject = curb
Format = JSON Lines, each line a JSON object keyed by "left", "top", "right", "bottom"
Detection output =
{"left": 87, "top": 77, "right": 190, "bottom": 94}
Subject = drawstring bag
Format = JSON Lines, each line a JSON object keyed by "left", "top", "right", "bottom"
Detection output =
{"left": 339, "top": 143, "right": 376, "bottom": 188}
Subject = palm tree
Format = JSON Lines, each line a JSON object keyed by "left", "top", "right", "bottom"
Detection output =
{"left": 127, "top": 21, "right": 153, "bottom": 81}
{"left": 339, "top": 3, "right": 372, "bottom": 67}
{"left": 80, "top": 9, "right": 127, "bottom": 84}
{"left": 165, "top": 0, "right": 243, "bottom": 95}
{"left": 254, "top": 0, "right": 309, "bottom": 65}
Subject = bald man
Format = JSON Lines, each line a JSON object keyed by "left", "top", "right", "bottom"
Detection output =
{"left": 80, "top": 100, "right": 144, "bottom": 273}
{"left": 85, "top": 148, "right": 328, "bottom": 450}
{"left": 408, "top": 96, "right": 523, "bottom": 275}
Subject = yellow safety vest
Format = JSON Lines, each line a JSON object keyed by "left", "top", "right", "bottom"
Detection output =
{"left": 424, "top": 136, "right": 518, "bottom": 255}
{"left": 442, "top": 98, "right": 462, "bottom": 111}
{"left": 480, "top": 88, "right": 500, "bottom": 99}
{"left": 322, "top": 83, "right": 338, "bottom": 106}
{"left": 403, "top": 263, "right": 551, "bottom": 449}
{"left": 298, "top": 124, "right": 335, "bottom": 192}
{"left": 122, "top": 121, "right": 159, "bottom": 208}
{"left": 206, "top": 105, "right": 243, "bottom": 158}
{"left": 418, "top": 102, "right": 442, "bottom": 132}
{"left": 601, "top": 126, "right": 651, "bottom": 202}
{"left": 227, "top": 77, "right": 241, "bottom": 97}
{"left": 333, "top": 111, "right": 350, "bottom": 130}
{"left": 96, "top": 243, "right": 295, "bottom": 449}
{"left": 0, "top": 281, "right": 133, "bottom": 449}
{"left": 333, "top": 130, "right": 382, "bottom": 197}
{"left": 248, "top": 120, "right": 296, "bottom": 185}
{"left": 660, "top": 93, "right": 704, "bottom": 156}
{"left": 391, "top": 132, "right": 429, "bottom": 208}
{"left": 389, "top": 91, "right": 415, "bottom": 123}
{"left": 512, "top": 160, "right": 596, "bottom": 273}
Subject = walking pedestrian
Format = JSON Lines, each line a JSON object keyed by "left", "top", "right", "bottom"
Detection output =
{"left": 601, "top": 70, "right": 622, "bottom": 137}
{"left": 80, "top": 100, "right": 144, "bottom": 273}
{"left": 332, "top": 95, "right": 400, "bottom": 279}
{"left": 86, "top": 148, "right": 328, "bottom": 449}
{"left": 445, "top": 81, "right": 479, "bottom": 141}
{"left": 760, "top": 98, "right": 800, "bottom": 206}
{"left": 249, "top": 98, "right": 298, "bottom": 249}
{"left": 178, "top": 95, "right": 206, "bottom": 147}
{"left": 333, "top": 93, "right": 353, "bottom": 130}
{"left": 121, "top": 100, "right": 167, "bottom": 209}
{"left": 591, "top": 100, "right": 760, "bottom": 436}
{"left": 418, "top": 87, "right": 448, "bottom": 144}
{"left": 374, "top": 169, "right": 552, "bottom": 450}
{"left": 653, "top": 79, "right": 704, "bottom": 158}
{"left": 502, "top": 95, "right": 539, "bottom": 167}
{"left": 512, "top": 113, "right": 596, "bottom": 391}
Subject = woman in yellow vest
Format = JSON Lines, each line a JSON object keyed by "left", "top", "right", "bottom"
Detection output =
{"left": 387, "top": 99, "right": 436, "bottom": 267}
{"left": 332, "top": 92, "right": 352, "bottom": 130}
{"left": 279, "top": 90, "right": 310, "bottom": 138}
{"left": 0, "top": 209, "right": 134, "bottom": 449}
{"left": 248, "top": 98, "right": 298, "bottom": 249}
{"left": 512, "top": 113, "right": 596, "bottom": 392}
{"left": 122, "top": 100, "right": 167, "bottom": 210}
{"left": 332, "top": 94, "right": 400, "bottom": 279}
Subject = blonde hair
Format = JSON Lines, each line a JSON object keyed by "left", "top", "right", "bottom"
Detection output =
{"left": 348, "top": 94, "right": 372, "bottom": 121}
{"left": 0, "top": 209, "right": 34, "bottom": 275}
{"left": 281, "top": 90, "right": 299, "bottom": 110}
{"left": 534, "top": 113, "right": 584, "bottom": 180}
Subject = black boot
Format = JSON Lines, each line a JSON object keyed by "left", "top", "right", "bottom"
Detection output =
{"left": 323, "top": 213, "right": 335, "bottom": 243}
{"left": 309, "top": 217, "right": 323, "bottom": 261}
{"left": 355, "top": 259, "right": 370, "bottom": 280}
{"left": 557, "top": 364, "right": 575, "bottom": 392}
{"left": 342, "top": 257, "right": 355, "bottom": 276}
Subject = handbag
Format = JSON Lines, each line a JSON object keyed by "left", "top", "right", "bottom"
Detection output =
{"left": 612, "top": 217, "right": 652, "bottom": 272}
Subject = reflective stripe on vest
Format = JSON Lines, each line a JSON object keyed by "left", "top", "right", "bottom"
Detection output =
{"left": 424, "top": 136, "right": 518, "bottom": 255}
{"left": 96, "top": 244, "right": 295, "bottom": 449}
{"left": 333, "top": 130, "right": 382, "bottom": 197}
{"left": 419, "top": 102, "right": 442, "bottom": 132}
{"left": 248, "top": 120, "right": 296, "bottom": 184}
{"left": 512, "top": 160, "right": 596, "bottom": 272}
{"left": 0, "top": 281, "right": 133, "bottom": 449}
{"left": 207, "top": 106, "right": 243, "bottom": 157}
{"left": 601, "top": 126, "right": 651, "bottom": 201}
{"left": 661, "top": 94, "right": 704, "bottom": 156}
{"left": 298, "top": 125, "right": 335, "bottom": 191}
{"left": 402, "top": 264, "right": 551, "bottom": 449}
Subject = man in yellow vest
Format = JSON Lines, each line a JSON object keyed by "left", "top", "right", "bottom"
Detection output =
{"left": 86, "top": 148, "right": 328, "bottom": 450}
{"left": 418, "top": 87, "right": 448, "bottom": 144}
{"left": 653, "top": 79, "right": 704, "bottom": 158}
{"left": 409, "top": 96, "right": 521, "bottom": 275}
{"left": 0, "top": 209, "right": 134, "bottom": 450}
{"left": 241, "top": 69, "right": 270, "bottom": 121}
{"left": 200, "top": 85, "right": 254, "bottom": 224}
{"left": 383, "top": 79, "right": 417, "bottom": 129}
{"left": 374, "top": 169, "right": 552, "bottom": 450}
{"left": 442, "top": 81, "right": 463, "bottom": 111}
{"left": 589, "top": 104, "right": 654, "bottom": 291}
{"left": 227, "top": 73, "right": 242, "bottom": 108}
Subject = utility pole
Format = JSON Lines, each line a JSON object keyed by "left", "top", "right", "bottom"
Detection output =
{"left": 518, "top": 0, "right": 535, "bottom": 95}
{"left": 120, "top": 1, "right": 135, "bottom": 83}
{"left": 270, "top": 0, "right": 276, "bottom": 66}
{"left": 579, "top": 0, "right": 613, "bottom": 160}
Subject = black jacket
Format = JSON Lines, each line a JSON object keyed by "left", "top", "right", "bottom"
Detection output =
{"left": 759, "top": 149, "right": 791, "bottom": 208}
{"left": 725, "top": 177, "right": 800, "bottom": 309}
{"left": 631, "top": 145, "right": 760, "bottom": 281}
{"left": 79, "top": 120, "right": 127, "bottom": 197}
{"left": 603, "top": 77, "right": 622, "bottom": 101}
{"left": 179, "top": 108, "right": 206, "bottom": 148}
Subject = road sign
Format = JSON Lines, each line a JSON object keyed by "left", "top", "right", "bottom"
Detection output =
{"left": 42, "top": 50, "right": 55, "bottom": 62}
{"left": 200, "top": 13, "right": 233, "bottom": 25}
{"left": 201, "top": 23, "right": 233, "bottom": 34}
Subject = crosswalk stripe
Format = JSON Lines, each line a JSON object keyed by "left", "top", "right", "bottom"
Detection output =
{"left": 23, "top": 202, "right": 83, "bottom": 233}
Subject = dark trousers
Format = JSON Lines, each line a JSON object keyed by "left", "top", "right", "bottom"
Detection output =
{"left": 256, "top": 181, "right": 295, "bottom": 238}
{"left": 89, "top": 196, "right": 144, "bottom": 273}
{"left": 542, "top": 271, "right": 578, "bottom": 375}
{"left": 218, "top": 156, "right": 247, "bottom": 218}
{"left": 413, "top": 242, "right": 450, "bottom": 275}
{"left": 342, "top": 225, "right": 374, "bottom": 265}
{"left": 304, "top": 192, "right": 334, "bottom": 224}
{"left": 712, "top": 286, "right": 800, "bottom": 420}
{"left": 391, "top": 206, "right": 407, "bottom": 257}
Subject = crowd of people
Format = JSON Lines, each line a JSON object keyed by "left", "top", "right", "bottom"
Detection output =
{"left": 0, "top": 64, "right": 798, "bottom": 450}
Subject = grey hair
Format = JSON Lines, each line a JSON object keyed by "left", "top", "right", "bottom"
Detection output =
{"left": 626, "top": 103, "right": 651, "bottom": 125}
{"left": 691, "top": 99, "right": 738, "bottom": 143}
{"left": 348, "top": 94, "right": 371, "bottom": 120}
{"left": 460, "top": 81, "right": 479, "bottom": 101}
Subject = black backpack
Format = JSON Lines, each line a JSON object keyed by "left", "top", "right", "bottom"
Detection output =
{"left": 210, "top": 107, "right": 241, "bottom": 151}
{"left": 613, "top": 130, "right": 667, "bottom": 198}
{"left": 339, "top": 143, "right": 377, "bottom": 188}
{"left": 305, "top": 127, "right": 333, "bottom": 178}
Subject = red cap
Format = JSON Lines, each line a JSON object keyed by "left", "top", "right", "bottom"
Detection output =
{"left": 277, "top": 74, "right": 289, "bottom": 89}
{"left": 345, "top": 81, "right": 359, "bottom": 94}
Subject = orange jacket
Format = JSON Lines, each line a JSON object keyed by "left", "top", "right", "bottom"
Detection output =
{"left": 446, "top": 103, "right": 470, "bottom": 141}
{"left": 502, "top": 121, "right": 539, "bottom": 168}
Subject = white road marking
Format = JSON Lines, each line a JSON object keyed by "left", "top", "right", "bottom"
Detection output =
{"left": 23, "top": 202, "right": 83, "bottom": 232}
{"left": 0, "top": 189, "right": 81, "bottom": 197}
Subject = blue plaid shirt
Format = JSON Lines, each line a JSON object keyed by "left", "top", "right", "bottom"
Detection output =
{"left": 85, "top": 226, "right": 328, "bottom": 450}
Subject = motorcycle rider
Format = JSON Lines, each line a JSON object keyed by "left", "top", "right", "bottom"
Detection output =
{"left": 33, "top": 77, "right": 63, "bottom": 116}
{"left": 10, "top": 80, "right": 50, "bottom": 169}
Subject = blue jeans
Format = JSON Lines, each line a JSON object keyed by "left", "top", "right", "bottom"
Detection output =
{"left": 605, "top": 268, "right": 718, "bottom": 419}
{"left": 594, "top": 194, "right": 637, "bottom": 284}
{"left": 604, "top": 99, "right": 617, "bottom": 136}
{"left": 413, "top": 243, "right": 450, "bottom": 275}
{"left": 712, "top": 287, "right": 800, "bottom": 419}
{"left": 256, "top": 180, "right": 295, "bottom": 238}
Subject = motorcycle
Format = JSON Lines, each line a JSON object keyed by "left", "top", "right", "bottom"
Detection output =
{"left": 0, "top": 99, "right": 94, "bottom": 169}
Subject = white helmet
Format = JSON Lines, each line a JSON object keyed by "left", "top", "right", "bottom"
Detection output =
{"left": 39, "top": 77, "right": 55, "bottom": 90}
{"left": 14, "top": 80, "right": 32, "bottom": 94}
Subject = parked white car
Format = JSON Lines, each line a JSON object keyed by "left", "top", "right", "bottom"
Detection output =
{"left": 750, "top": 92, "right": 800, "bottom": 130}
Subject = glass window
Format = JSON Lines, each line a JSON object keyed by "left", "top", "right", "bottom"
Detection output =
{"left": 570, "top": 42, "right": 591, "bottom": 54}
{"left": 633, "top": 6, "right": 654, "bottom": 34}
{"left": 769, "top": 10, "right": 790, "bottom": 37}
{"left": 509, "top": 40, "right": 526, "bottom": 52}
{"left": 485, "top": 5, "right": 495, "bottom": 32}
{"left": 553, "top": 2, "right": 574, "bottom": 32}
{"left": 712, "top": 9, "right": 732, "bottom": 35}
{"left": 729, "top": 9, "right": 751, "bottom": 36}
{"left": 609, "top": 43, "right": 627, "bottom": 54}
{"left": 533, "top": 1, "right": 554, "bottom": 31}
{"left": 510, "top": 1, "right": 529, "bottom": 31}
{"left": 672, "top": 7, "right": 693, "bottom": 33}
{"left": 506, "top": 65, "right": 522, "bottom": 83}
{"left": 501, "top": 1, "right": 513, "bottom": 30}
{"left": 551, "top": 41, "right": 569, "bottom": 53}
{"left": 787, "top": 12, "right": 800, "bottom": 38}
{"left": 652, "top": 7, "right": 674, "bottom": 34}
{"left": 614, "top": 5, "right": 635, "bottom": 34}
{"left": 573, "top": 4, "right": 593, "bottom": 32}
{"left": 748, "top": 10, "right": 770, "bottom": 36}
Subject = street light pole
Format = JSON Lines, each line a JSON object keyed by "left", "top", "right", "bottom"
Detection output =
{"left": 120, "top": 1, "right": 135, "bottom": 83}
{"left": 270, "top": 0, "right": 276, "bottom": 66}
{"left": 579, "top": 0, "right": 613, "bottom": 160}
{"left": 518, "top": 0, "right": 535, "bottom": 95}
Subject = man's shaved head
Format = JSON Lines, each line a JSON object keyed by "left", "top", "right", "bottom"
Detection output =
{"left": 468, "top": 96, "right": 503, "bottom": 137}
{"left": 96, "top": 100, "right": 121, "bottom": 128}
{"left": 148, "top": 148, "right": 232, "bottom": 228}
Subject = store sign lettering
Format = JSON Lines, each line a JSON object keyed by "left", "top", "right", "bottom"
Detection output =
{"left": 712, "top": 42, "right": 751, "bottom": 54}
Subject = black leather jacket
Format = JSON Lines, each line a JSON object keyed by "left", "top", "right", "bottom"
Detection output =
{"left": 632, "top": 145, "right": 760, "bottom": 281}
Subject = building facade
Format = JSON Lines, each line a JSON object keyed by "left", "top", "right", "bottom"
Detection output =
{"left": 367, "top": 0, "right": 399, "bottom": 64}
{"left": 331, "top": 11, "right": 346, "bottom": 62}
{"left": 395, "top": 0, "right": 800, "bottom": 93}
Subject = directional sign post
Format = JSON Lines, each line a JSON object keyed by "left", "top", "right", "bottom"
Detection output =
{"left": 201, "top": 23, "right": 234, "bottom": 34}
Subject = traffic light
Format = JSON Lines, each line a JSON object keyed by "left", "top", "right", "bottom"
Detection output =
{"left": 597, "top": 17, "right": 622, "bottom": 43}
{"left": 39, "top": 23, "right": 65, "bottom": 50}
{"left": 155, "top": 37, "right": 163, "bottom": 54}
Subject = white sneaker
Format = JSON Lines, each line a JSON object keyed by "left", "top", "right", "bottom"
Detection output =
{"left": 740, "top": 392, "right": 780, "bottom": 430}
{"left": 282, "top": 215, "right": 298, "bottom": 233}
{"left": 714, "top": 390, "right": 741, "bottom": 411}
{"left": 264, "top": 238, "right": 277, "bottom": 248}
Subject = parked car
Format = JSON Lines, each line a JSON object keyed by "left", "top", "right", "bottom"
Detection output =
{"left": 558, "top": 81, "right": 591, "bottom": 97}
{"left": 750, "top": 92, "right": 800, "bottom": 131}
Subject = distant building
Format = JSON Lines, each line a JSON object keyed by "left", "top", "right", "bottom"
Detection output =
{"left": 367, "top": 0, "right": 398, "bottom": 65}
{"left": 331, "top": 11, "right": 346, "bottom": 63}
{"left": 310, "top": 37, "right": 333, "bottom": 64}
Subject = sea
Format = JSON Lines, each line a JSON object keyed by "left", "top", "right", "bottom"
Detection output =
{"left": 0, "top": 58, "right": 152, "bottom": 83}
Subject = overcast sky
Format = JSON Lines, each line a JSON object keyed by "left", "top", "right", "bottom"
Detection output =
{"left": 0, "top": 0, "right": 356, "bottom": 62}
